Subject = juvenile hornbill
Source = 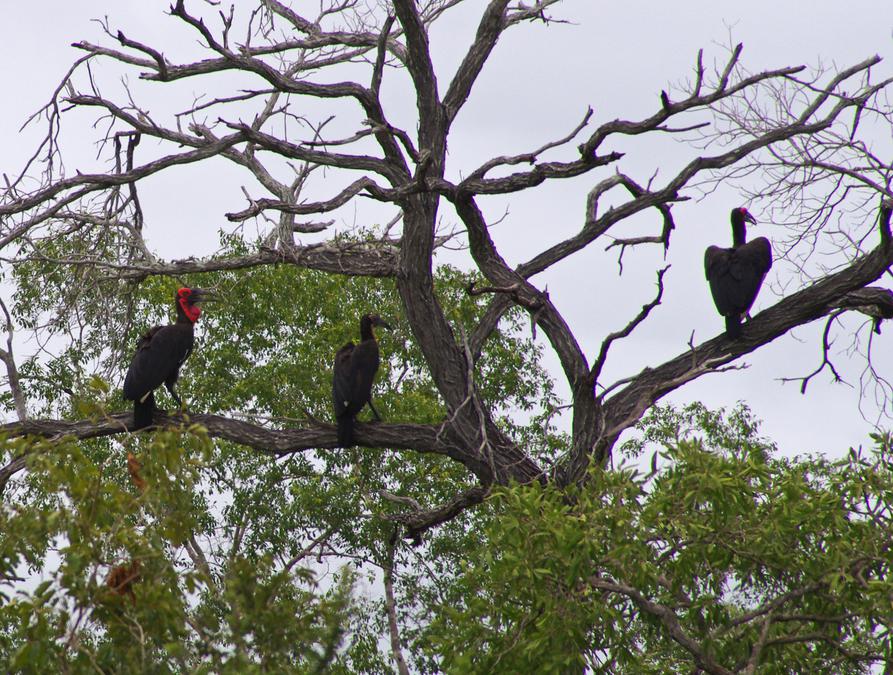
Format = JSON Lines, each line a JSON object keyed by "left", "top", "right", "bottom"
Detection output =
{"left": 123, "top": 287, "right": 214, "bottom": 430}
{"left": 332, "top": 313, "right": 391, "bottom": 447}
{"left": 705, "top": 207, "right": 773, "bottom": 338}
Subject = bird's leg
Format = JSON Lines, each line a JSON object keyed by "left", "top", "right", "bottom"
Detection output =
{"left": 166, "top": 382, "right": 183, "bottom": 409}
{"left": 367, "top": 400, "right": 382, "bottom": 422}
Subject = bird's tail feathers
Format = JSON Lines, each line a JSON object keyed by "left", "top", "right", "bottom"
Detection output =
{"left": 133, "top": 391, "right": 155, "bottom": 430}
{"left": 337, "top": 414, "right": 355, "bottom": 447}
{"left": 725, "top": 314, "right": 743, "bottom": 339}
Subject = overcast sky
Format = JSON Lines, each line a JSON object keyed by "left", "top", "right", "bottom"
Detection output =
{"left": 2, "top": 1, "right": 893, "bottom": 457}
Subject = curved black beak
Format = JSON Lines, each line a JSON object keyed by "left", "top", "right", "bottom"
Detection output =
{"left": 373, "top": 316, "right": 392, "bottom": 330}
{"left": 743, "top": 210, "right": 757, "bottom": 225}
{"left": 190, "top": 288, "right": 219, "bottom": 303}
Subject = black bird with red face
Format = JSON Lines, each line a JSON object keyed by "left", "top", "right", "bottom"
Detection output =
{"left": 705, "top": 207, "right": 773, "bottom": 339}
{"left": 332, "top": 313, "right": 391, "bottom": 447}
{"left": 123, "top": 287, "right": 214, "bottom": 429}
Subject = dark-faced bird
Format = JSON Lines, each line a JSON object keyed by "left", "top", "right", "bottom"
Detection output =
{"left": 705, "top": 207, "right": 772, "bottom": 339}
{"left": 123, "top": 287, "right": 214, "bottom": 429}
{"left": 332, "top": 313, "right": 391, "bottom": 447}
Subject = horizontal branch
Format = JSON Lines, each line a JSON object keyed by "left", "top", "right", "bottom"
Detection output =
{"left": 71, "top": 8, "right": 411, "bottom": 81}
{"left": 0, "top": 412, "right": 493, "bottom": 481}
{"left": 227, "top": 177, "right": 387, "bottom": 222}
{"left": 833, "top": 285, "right": 893, "bottom": 330}
{"left": 226, "top": 123, "right": 394, "bottom": 178}
{"left": 82, "top": 240, "right": 399, "bottom": 280}
{"left": 465, "top": 107, "right": 594, "bottom": 182}
{"left": 457, "top": 151, "right": 624, "bottom": 195}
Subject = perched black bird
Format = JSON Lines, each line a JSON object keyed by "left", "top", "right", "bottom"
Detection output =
{"left": 705, "top": 207, "right": 772, "bottom": 338}
{"left": 123, "top": 287, "right": 214, "bottom": 429}
{"left": 332, "top": 313, "right": 391, "bottom": 447}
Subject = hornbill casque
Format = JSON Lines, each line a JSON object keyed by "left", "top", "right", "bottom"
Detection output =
{"left": 123, "top": 287, "right": 215, "bottom": 430}
{"left": 705, "top": 207, "right": 773, "bottom": 339}
{"left": 332, "top": 313, "right": 391, "bottom": 447}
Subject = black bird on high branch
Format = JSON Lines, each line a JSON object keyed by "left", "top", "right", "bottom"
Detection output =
{"left": 123, "top": 287, "right": 216, "bottom": 430}
{"left": 332, "top": 313, "right": 391, "bottom": 447}
{"left": 705, "top": 207, "right": 773, "bottom": 339}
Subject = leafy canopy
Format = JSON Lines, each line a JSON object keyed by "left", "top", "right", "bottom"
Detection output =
{"left": 428, "top": 403, "right": 893, "bottom": 674}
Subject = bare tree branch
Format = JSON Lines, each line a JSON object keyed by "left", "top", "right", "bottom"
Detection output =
{"left": 589, "top": 211, "right": 893, "bottom": 484}
{"left": 442, "top": 0, "right": 510, "bottom": 125}
{"left": 778, "top": 310, "right": 849, "bottom": 394}
{"left": 465, "top": 107, "right": 594, "bottom": 182}
{"left": 225, "top": 177, "right": 392, "bottom": 221}
{"left": 0, "top": 413, "right": 504, "bottom": 486}
{"left": 455, "top": 194, "right": 588, "bottom": 385}
{"left": 9, "top": 240, "right": 399, "bottom": 280}
{"left": 383, "top": 528, "right": 411, "bottom": 675}
{"left": 592, "top": 266, "right": 670, "bottom": 386}
{"left": 0, "top": 133, "right": 246, "bottom": 248}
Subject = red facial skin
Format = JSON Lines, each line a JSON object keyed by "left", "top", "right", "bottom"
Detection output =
{"left": 178, "top": 288, "right": 201, "bottom": 323}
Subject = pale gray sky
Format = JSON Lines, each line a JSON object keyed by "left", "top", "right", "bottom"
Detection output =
{"left": 2, "top": 1, "right": 893, "bottom": 456}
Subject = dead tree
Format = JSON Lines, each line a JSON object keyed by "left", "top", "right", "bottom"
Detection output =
{"left": 1, "top": 1, "right": 892, "bottom": 538}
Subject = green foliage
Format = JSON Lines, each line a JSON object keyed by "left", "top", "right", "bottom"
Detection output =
{"left": 0, "top": 426, "right": 357, "bottom": 672}
{"left": 6, "top": 230, "right": 892, "bottom": 671}
{"left": 427, "top": 403, "right": 893, "bottom": 673}
{"left": 1, "top": 232, "right": 563, "bottom": 671}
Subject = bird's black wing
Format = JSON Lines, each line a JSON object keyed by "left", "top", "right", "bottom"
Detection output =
{"left": 123, "top": 326, "right": 162, "bottom": 401}
{"left": 164, "top": 330, "right": 195, "bottom": 390}
{"left": 748, "top": 236, "right": 772, "bottom": 274}
{"left": 332, "top": 341, "right": 356, "bottom": 417}
{"left": 345, "top": 340, "right": 380, "bottom": 416}
{"left": 122, "top": 325, "right": 192, "bottom": 402}
{"left": 705, "top": 245, "right": 737, "bottom": 315}
{"left": 725, "top": 237, "right": 772, "bottom": 313}
{"left": 705, "top": 238, "right": 772, "bottom": 316}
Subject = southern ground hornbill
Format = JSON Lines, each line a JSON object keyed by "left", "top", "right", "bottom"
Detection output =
{"left": 123, "top": 287, "right": 214, "bottom": 429}
{"left": 332, "top": 313, "right": 391, "bottom": 446}
{"left": 705, "top": 207, "right": 773, "bottom": 339}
